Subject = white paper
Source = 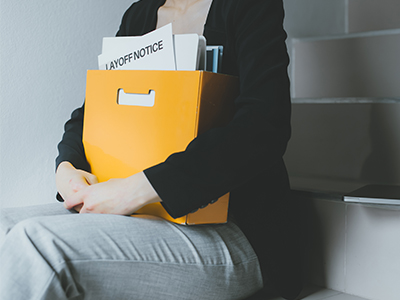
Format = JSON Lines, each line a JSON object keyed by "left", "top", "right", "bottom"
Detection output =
{"left": 98, "top": 24, "right": 176, "bottom": 71}
{"left": 197, "top": 36, "right": 207, "bottom": 70}
{"left": 173, "top": 34, "right": 204, "bottom": 71}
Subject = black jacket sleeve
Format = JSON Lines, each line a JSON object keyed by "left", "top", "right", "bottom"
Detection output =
{"left": 56, "top": 104, "right": 90, "bottom": 172}
{"left": 144, "top": 0, "right": 292, "bottom": 218}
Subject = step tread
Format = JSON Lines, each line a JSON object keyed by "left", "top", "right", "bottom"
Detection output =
{"left": 251, "top": 285, "right": 369, "bottom": 300}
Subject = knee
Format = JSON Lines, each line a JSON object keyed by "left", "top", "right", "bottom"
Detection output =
{"left": 3, "top": 217, "right": 69, "bottom": 268}
{"left": 5, "top": 217, "right": 54, "bottom": 250}
{"left": 0, "top": 208, "right": 14, "bottom": 238}
{"left": 11, "top": 216, "right": 43, "bottom": 233}
{"left": 0, "top": 208, "right": 43, "bottom": 241}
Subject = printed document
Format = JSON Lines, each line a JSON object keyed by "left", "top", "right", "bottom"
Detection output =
{"left": 98, "top": 24, "right": 206, "bottom": 71}
{"left": 98, "top": 24, "right": 176, "bottom": 71}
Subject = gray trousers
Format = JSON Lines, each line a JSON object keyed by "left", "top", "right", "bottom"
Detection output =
{"left": 0, "top": 203, "right": 263, "bottom": 300}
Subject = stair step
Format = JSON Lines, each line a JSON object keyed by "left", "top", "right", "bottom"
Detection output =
{"left": 292, "top": 30, "right": 400, "bottom": 98}
{"left": 264, "top": 285, "right": 368, "bottom": 300}
{"left": 293, "top": 195, "right": 400, "bottom": 300}
{"left": 348, "top": 0, "right": 400, "bottom": 33}
{"left": 284, "top": 102, "right": 400, "bottom": 186}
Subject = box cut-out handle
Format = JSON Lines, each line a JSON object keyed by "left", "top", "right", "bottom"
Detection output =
{"left": 117, "top": 89, "right": 155, "bottom": 107}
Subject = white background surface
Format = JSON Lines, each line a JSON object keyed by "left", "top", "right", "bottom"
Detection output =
{"left": 0, "top": 0, "right": 135, "bottom": 207}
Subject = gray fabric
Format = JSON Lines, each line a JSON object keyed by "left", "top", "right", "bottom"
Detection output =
{"left": 0, "top": 203, "right": 263, "bottom": 300}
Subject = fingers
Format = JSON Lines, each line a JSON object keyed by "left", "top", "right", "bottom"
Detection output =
{"left": 70, "top": 176, "right": 89, "bottom": 192}
{"left": 56, "top": 162, "right": 99, "bottom": 211}
{"left": 63, "top": 186, "right": 86, "bottom": 210}
{"left": 67, "top": 172, "right": 98, "bottom": 211}
{"left": 84, "top": 172, "right": 98, "bottom": 185}
{"left": 79, "top": 205, "right": 89, "bottom": 214}
{"left": 72, "top": 203, "right": 83, "bottom": 213}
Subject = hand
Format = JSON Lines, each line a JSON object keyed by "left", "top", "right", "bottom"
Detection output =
{"left": 56, "top": 161, "right": 98, "bottom": 212}
{"left": 63, "top": 172, "right": 161, "bottom": 215}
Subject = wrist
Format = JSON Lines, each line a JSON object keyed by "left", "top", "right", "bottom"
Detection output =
{"left": 125, "top": 172, "right": 161, "bottom": 211}
{"left": 140, "top": 172, "right": 162, "bottom": 204}
{"left": 56, "top": 161, "right": 74, "bottom": 173}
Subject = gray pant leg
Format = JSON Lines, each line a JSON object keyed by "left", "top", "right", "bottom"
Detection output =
{"left": 0, "top": 203, "right": 73, "bottom": 245}
{"left": 0, "top": 212, "right": 263, "bottom": 300}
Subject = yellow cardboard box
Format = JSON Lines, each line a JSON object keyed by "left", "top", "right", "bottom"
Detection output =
{"left": 83, "top": 70, "right": 239, "bottom": 224}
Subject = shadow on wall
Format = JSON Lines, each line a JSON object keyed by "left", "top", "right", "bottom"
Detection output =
{"left": 301, "top": 199, "right": 328, "bottom": 287}
{"left": 360, "top": 104, "right": 400, "bottom": 185}
{"left": 284, "top": 103, "right": 400, "bottom": 187}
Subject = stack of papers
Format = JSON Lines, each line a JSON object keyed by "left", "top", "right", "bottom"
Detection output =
{"left": 98, "top": 24, "right": 206, "bottom": 71}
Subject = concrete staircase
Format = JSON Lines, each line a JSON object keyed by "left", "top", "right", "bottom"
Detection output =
{"left": 283, "top": 24, "right": 400, "bottom": 300}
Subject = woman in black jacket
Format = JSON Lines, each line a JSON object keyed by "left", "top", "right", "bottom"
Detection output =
{"left": 1, "top": 1, "right": 302, "bottom": 299}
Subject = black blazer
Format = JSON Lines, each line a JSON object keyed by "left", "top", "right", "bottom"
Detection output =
{"left": 56, "top": 0, "right": 303, "bottom": 298}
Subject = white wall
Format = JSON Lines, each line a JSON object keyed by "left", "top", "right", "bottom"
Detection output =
{"left": 0, "top": 1, "right": 135, "bottom": 208}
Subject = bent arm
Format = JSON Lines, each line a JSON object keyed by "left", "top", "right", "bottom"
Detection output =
{"left": 144, "top": 0, "right": 291, "bottom": 218}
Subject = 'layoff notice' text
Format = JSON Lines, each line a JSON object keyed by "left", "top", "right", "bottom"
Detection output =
{"left": 105, "top": 40, "right": 164, "bottom": 70}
